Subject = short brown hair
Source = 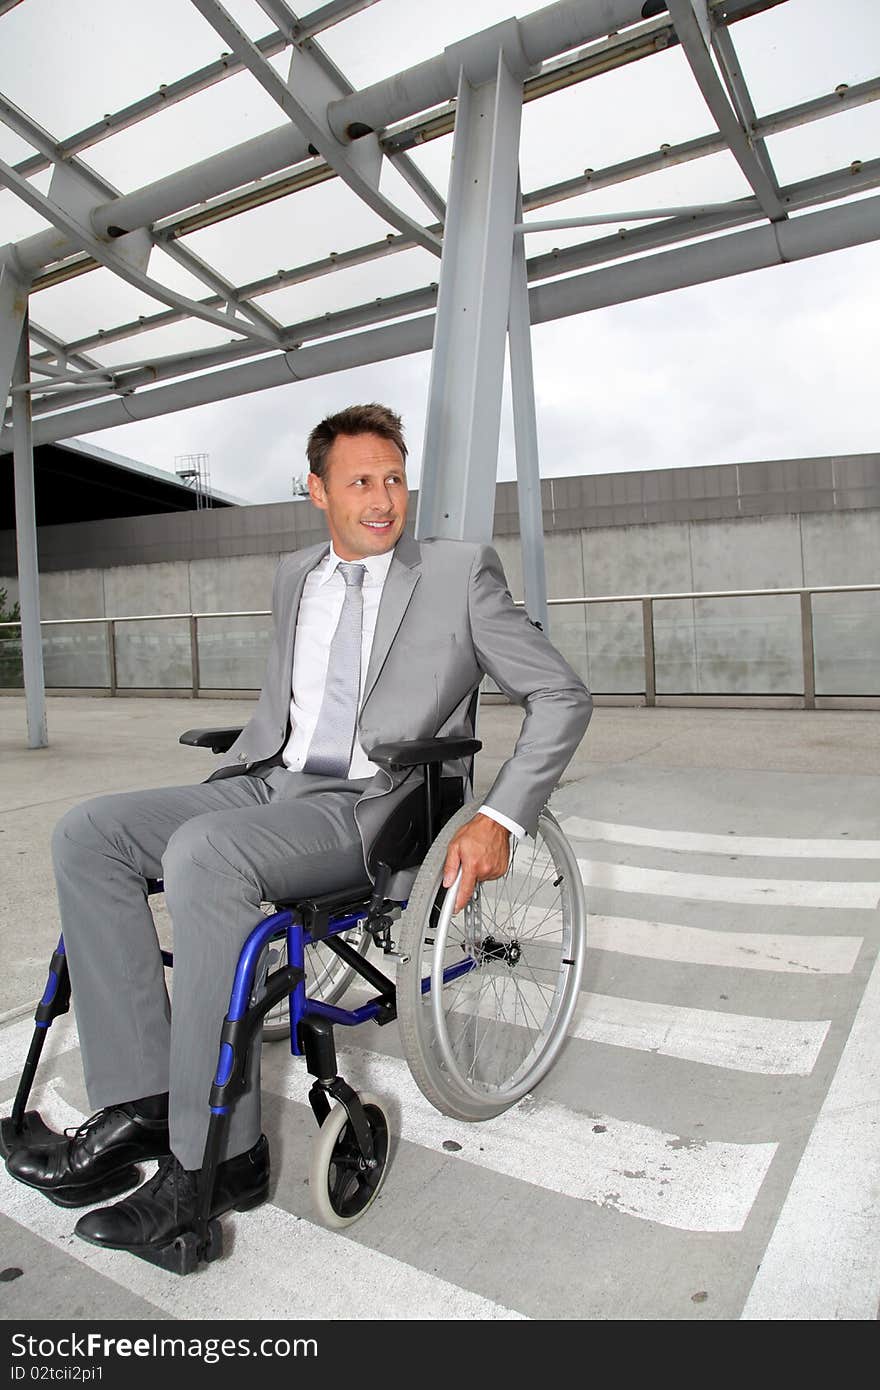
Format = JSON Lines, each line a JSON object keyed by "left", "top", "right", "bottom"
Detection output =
{"left": 306, "top": 403, "right": 407, "bottom": 480}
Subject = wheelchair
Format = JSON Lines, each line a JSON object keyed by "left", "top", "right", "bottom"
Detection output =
{"left": 1, "top": 712, "right": 586, "bottom": 1275}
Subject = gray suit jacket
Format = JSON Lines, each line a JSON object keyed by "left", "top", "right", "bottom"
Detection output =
{"left": 211, "top": 534, "right": 592, "bottom": 890}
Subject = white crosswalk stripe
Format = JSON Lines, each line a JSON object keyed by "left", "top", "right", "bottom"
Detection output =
{"left": 0, "top": 1011, "right": 78, "bottom": 1083}
{"left": 563, "top": 990, "right": 828, "bottom": 1075}
{"left": 588, "top": 914, "right": 862, "bottom": 973}
{"left": 442, "top": 901, "right": 864, "bottom": 974}
{"left": 350, "top": 974, "right": 830, "bottom": 1074}
{"left": 741, "top": 945, "right": 880, "bottom": 1320}
{"left": 562, "top": 816, "right": 880, "bottom": 860}
{"left": 576, "top": 858, "right": 880, "bottom": 909}
{"left": 263, "top": 1047, "right": 777, "bottom": 1233}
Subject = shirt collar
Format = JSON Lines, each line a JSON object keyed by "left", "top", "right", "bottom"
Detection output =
{"left": 318, "top": 541, "right": 396, "bottom": 588}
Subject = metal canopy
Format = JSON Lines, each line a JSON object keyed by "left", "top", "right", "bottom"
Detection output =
{"left": 1, "top": 0, "right": 879, "bottom": 746}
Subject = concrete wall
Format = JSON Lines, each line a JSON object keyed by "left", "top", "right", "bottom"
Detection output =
{"left": 3, "top": 452, "right": 879, "bottom": 575}
{"left": 2, "top": 454, "right": 879, "bottom": 698}
{"left": 490, "top": 509, "right": 879, "bottom": 698}
{"left": 3, "top": 506, "right": 878, "bottom": 697}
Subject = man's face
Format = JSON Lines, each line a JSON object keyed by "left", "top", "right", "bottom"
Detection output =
{"left": 308, "top": 431, "right": 408, "bottom": 560}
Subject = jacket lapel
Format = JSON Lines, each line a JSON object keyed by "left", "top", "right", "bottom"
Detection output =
{"left": 362, "top": 534, "right": 422, "bottom": 707}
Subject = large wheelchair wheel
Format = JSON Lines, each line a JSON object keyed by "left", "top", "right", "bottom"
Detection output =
{"left": 261, "top": 925, "right": 372, "bottom": 1042}
{"left": 396, "top": 799, "right": 586, "bottom": 1121}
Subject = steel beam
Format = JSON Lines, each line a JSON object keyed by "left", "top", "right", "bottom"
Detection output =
{"left": 255, "top": 0, "right": 447, "bottom": 221}
{"left": 10, "top": 312, "right": 48, "bottom": 748}
{"left": 10, "top": 5, "right": 383, "bottom": 183}
{"left": 711, "top": 22, "right": 781, "bottom": 199}
{"left": 327, "top": 0, "right": 657, "bottom": 141}
{"left": 508, "top": 187, "right": 549, "bottom": 631}
{"left": 28, "top": 322, "right": 104, "bottom": 374}
{"left": 17, "top": 154, "right": 878, "bottom": 428}
{"left": 10, "top": 125, "right": 315, "bottom": 278}
{"left": 524, "top": 158, "right": 880, "bottom": 284}
{"left": 22, "top": 285, "right": 440, "bottom": 418}
{"left": 258, "top": 0, "right": 381, "bottom": 40}
{"left": 21, "top": 343, "right": 268, "bottom": 419}
{"left": 8, "top": 190, "right": 880, "bottom": 455}
{"left": 28, "top": 68, "right": 879, "bottom": 303}
{"left": 159, "top": 240, "right": 284, "bottom": 340}
{"left": 518, "top": 201, "right": 747, "bottom": 230}
{"left": 527, "top": 191, "right": 880, "bottom": 324}
{"left": 0, "top": 156, "right": 280, "bottom": 346}
{"left": 189, "top": 0, "right": 442, "bottom": 255}
{"left": 417, "top": 50, "right": 526, "bottom": 541}
{"left": 12, "top": 32, "right": 290, "bottom": 181}
{"left": 9, "top": 0, "right": 779, "bottom": 184}
{"left": 27, "top": 54, "right": 878, "bottom": 358}
{"left": 0, "top": 260, "right": 28, "bottom": 414}
{"left": 1, "top": 317, "right": 434, "bottom": 450}
{"left": 667, "top": 0, "right": 786, "bottom": 219}
{"left": 9, "top": 0, "right": 654, "bottom": 276}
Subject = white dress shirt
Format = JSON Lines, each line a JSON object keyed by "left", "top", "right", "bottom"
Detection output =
{"left": 281, "top": 542, "right": 524, "bottom": 837}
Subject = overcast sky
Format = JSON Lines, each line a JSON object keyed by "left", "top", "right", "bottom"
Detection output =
{"left": 2, "top": 0, "right": 879, "bottom": 504}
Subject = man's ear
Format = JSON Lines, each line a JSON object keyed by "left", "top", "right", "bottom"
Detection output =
{"left": 307, "top": 471, "right": 328, "bottom": 512}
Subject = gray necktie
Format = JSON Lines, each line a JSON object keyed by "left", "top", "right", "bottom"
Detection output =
{"left": 303, "top": 561, "right": 366, "bottom": 778}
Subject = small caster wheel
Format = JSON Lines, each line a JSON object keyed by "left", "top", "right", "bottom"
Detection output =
{"left": 309, "top": 1091, "right": 389, "bottom": 1228}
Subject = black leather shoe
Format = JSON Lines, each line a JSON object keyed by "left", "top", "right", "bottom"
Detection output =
{"left": 5, "top": 1104, "right": 170, "bottom": 1208}
{"left": 73, "top": 1135, "right": 270, "bottom": 1253}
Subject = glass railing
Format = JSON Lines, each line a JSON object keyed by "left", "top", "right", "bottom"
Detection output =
{"left": 529, "top": 583, "right": 880, "bottom": 705}
{"left": 1, "top": 585, "right": 879, "bottom": 705}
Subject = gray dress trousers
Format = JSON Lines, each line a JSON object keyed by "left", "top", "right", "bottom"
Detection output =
{"left": 51, "top": 768, "right": 370, "bottom": 1169}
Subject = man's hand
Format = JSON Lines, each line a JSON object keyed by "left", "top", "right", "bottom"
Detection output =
{"left": 442, "top": 813, "right": 511, "bottom": 914}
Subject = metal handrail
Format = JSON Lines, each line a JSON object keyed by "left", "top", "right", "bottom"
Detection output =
{"left": 1, "top": 582, "right": 877, "bottom": 631}
{"left": 0, "top": 610, "right": 272, "bottom": 626}
{"left": 544, "top": 583, "right": 880, "bottom": 604}
{"left": 1, "top": 583, "right": 878, "bottom": 707}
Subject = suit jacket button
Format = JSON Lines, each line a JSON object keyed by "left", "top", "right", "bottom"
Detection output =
{"left": 237, "top": 752, "right": 247, "bottom": 762}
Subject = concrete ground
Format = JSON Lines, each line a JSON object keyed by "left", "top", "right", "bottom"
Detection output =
{"left": 1, "top": 696, "right": 878, "bottom": 1321}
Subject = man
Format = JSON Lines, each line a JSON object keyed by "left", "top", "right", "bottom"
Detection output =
{"left": 5, "top": 403, "right": 591, "bottom": 1261}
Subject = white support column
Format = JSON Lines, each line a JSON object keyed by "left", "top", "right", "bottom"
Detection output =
{"left": 0, "top": 260, "right": 29, "bottom": 416}
{"left": 416, "top": 39, "right": 528, "bottom": 541}
{"left": 508, "top": 183, "right": 549, "bottom": 631}
{"left": 11, "top": 310, "right": 48, "bottom": 748}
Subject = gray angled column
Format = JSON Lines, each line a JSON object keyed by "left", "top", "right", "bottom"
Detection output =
{"left": 416, "top": 29, "right": 530, "bottom": 543}
{"left": 11, "top": 310, "right": 48, "bottom": 748}
{"left": 0, "top": 257, "right": 29, "bottom": 420}
{"left": 508, "top": 184, "right": 549, "bottom": 633}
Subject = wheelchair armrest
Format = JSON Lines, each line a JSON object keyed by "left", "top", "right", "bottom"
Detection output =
{"left": 179, "top": 727, "right": 244, "bottom": 754}
{"left": 369, "top": 736, "right": 481, "bottom": 769}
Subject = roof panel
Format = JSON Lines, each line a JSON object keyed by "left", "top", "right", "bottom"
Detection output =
{"left": 316, "top": 0, "right": 518, "bottom": 88}
{"left": 519, "top": 42, "right": 720, "bottom": 194}
{"left": 0, "top": 0, "right": 224, "bottom": 147}
{"left": 79, "top": 65, "right": 290, "bottom": 193}
{"left": 182, "top": 175, "right": 408, "bottom": 283}
{"left": 765, "top": 102, "right": 880, "bottom": 186}
{"left": 258, "top": 242, "right": 438, "bottom": 324}
{"left": 732, "top": 0, "right": 880, "bottom": 115}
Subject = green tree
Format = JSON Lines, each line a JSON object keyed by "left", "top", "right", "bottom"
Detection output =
{"left": 0, "top": 587, "right": 23, "bottom": 688}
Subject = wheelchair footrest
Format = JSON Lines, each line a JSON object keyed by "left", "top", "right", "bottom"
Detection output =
{"left": 128, "top": 1218, "right": 223, "bottom": 1275}
{"left": 0, "top": 1109, "right": 67, "bottom": 1160}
